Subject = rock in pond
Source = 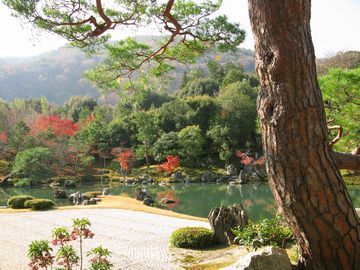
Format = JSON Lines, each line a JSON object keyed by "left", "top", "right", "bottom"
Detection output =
{"left": 102, "top": 188, "right": 110, "bottom": 195}
{"left": 54, "top": 188, "right": 67, "bottom": 198}
{"left": 160, "top": 198, "right": 175, "bottom": 204}
{"left": 224, "top": 246, "right": 292, "bottom": 270}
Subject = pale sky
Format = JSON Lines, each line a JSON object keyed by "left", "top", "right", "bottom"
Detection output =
{"left": 0, "top": 0, "right": 359, "bottom": 58}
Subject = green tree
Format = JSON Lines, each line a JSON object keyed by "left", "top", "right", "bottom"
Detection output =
{"left": 217, "top": 81, "right": 258, "bottom": 150}
{"left": 133, "top": 111, "right": 159, "bottom": 167}
{"left": 178, "top": 125, "right": 204, "bottom": 166}
{"left": 153, "top": 132, "right": 179, "bottom": 161}
{"left": 7, "top": 121, "right": 34, "bottom": 153}
{"left": 319, "top": 67, "right": 360, "bottom": 152}
{"left": 63, "top": 96, "right": 97, "bottom": 122}
{"left": 11, "top": 147, "right": 52, "bottom": 179}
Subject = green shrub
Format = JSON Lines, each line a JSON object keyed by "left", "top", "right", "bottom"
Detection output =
{"left": 171, "top": 227, "right": 214, "bottom": 249}
{"left": 233, "top": 215, "right": 293, "bottom": 250}
{"left": 7, "top": 195, "right": 34, "bottom": 209}
{"left": 14, "top": 178, "right": 32, "bottom": 187}
{"left": 24, "top": 199, "right": 55, "bottom": 210}
{"left": 83, "top": 191, "right": 102, "bottom": 200}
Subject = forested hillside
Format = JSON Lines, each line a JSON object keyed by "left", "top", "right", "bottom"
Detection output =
{"left": 0, "top": 36, "right": 255, "bottom": 104}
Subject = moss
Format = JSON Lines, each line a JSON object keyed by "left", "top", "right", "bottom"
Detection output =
{"left": 7, "top": 195, "right": 34, "bottom": 209}
{"left": 171, "top": 227, "right": 214, "bottom": 249}
{"left": 24, "top": 199, "right": 55, "bottom": 210}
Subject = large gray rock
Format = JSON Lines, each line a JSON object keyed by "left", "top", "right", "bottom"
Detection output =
{"left": 208, "top": 203, "right": 248, "bottom": 245}
{"left": 224, "top": 247, "right": 292, "bottom": 270}
{"left": 226, "top": 164, "right": 238, "bottom": 176}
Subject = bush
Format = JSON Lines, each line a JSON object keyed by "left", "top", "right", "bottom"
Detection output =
{"left": 14, "top": 178, "right": 32, "bottom": 187}
{"left": 24, "top": 199, "right": 55, "bottom": 210}
{"left": 233, "top": 215, "right": 293, "bottom": 250}
{"left": 7, "top": 195, "right": 34, "bottom": 209}
{"left": 171, "top": 227, "right": 214, "bottom": 249}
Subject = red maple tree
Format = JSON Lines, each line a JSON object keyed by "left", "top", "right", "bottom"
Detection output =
{"left": 115, "top": 148, "right": 134, "bottom": 173}
{"left": 0, "top": 131, "right": 7, "bottom": 144}
{"left": 236, "top": 150, "right": 265, "bottom": 166}
{"left": 157, "top": 155, "right": 180, "bottom": 175}
{"left": 31, "top": 115, "right": 79, "bottom": 137}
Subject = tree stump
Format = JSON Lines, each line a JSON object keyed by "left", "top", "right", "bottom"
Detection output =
{"left": 208, "top": 203, "right": 248, "bottom": 245}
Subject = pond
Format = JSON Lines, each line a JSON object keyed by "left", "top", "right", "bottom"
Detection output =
{"left": 1, "top": 182, "right": 359, "bottom": 221}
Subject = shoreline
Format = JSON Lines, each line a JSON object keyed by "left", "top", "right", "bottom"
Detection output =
{"left": 0, "top": 195, "right": 207, "bottom": 221}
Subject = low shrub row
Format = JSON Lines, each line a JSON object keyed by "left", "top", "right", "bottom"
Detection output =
{"left": 7, "top": 195, "right": 55, "bottom": 211}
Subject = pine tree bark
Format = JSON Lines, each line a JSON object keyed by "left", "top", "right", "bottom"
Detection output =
{"left": 248, "top": 1, "right": 360, "bottom": 269}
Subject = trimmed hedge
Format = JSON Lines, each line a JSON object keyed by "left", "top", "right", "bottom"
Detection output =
{"left": 24, "top": 199, "right": 55, "bottom": 210}
{"left": 7, "top": 195, "right": 34, "bottom": 209}
{"left": 170, "top": 227, "right": 214, "bottom": 249}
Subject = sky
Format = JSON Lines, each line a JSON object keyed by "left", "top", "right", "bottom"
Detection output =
{"left": 0, "top": 0, "right": 359, "bottom": 58}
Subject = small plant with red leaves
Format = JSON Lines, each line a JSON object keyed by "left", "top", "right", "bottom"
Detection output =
{"left": 157, "top": 155, "right": 180, "bottom": 175}
{"left": 28, "top": 240, "right": 54, "bottom": 270}
{"left": 27, "top": 218, "right": 112, "bottom": 270}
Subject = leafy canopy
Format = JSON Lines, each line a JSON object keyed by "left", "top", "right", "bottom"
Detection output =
{"left": 3, "top": 0, "right": 245, "bottom": 90}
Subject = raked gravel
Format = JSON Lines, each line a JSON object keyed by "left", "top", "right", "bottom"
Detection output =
{"left": 0, "top": 209, "right": 209, "bottom": 270}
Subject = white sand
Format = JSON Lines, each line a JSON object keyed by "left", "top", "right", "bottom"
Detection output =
{"left": 0, "top": 209, "right": 209, "bottom": 270}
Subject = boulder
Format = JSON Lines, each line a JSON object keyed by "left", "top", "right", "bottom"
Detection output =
{"left": 224, "top": 246, "right": 292, "bottom": 270}
{"left": 102, "top": 188, "right": 110, "bottom": 195}
{"left": 356, "top": 208, "right": 360, "bottom": 218}
{"left": 135, "top": 187, "right": 147, "bottom": 201}
{"left": 143, "top": 196, "right": 155, "bottom": 206}
{"left": 88, "top": 198, "right": 97, "bottom": 205}
{"left": 208, "top": 203, "right": 248, "bottom": 245}
{"left": 160, "top": 198, "right": 175, "bottom": 204}
{"left": 226, "top": 164, "right": 238, "bottom": 176}
{"left": 68, "top": 191, "right": 84, "bottom": 205}
{"left": 54, "top": 188, "right": 67, "bottom": 198}
{"left": 170, "top": 172, "right": 183, "bottom": 182}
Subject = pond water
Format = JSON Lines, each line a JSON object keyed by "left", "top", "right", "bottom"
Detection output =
{"left": 1, "top": 182, "right": 359, "bottom": 221}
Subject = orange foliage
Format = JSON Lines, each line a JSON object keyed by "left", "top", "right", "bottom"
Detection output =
{"left": 157, "top": 155, "right": 180, "bottom": 175}
{"left": 31, "top": 115, "right": 79, "bottom": 137}
{"left": 115, "top": 148, "right": 134, "bottom": 172}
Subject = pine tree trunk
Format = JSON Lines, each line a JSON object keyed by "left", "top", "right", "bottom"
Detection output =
{"left": 248, "top": 1, "right": 360, "bottom": 269}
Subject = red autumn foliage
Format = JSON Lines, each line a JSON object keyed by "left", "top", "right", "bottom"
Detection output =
{"left": 115, "top": 148, "right": 134, "bottom": 172}
{"left": 236, "top": 150, "right": 265, "bottom": 166}
{"left": 157, "top": 155, "right": 180, "bottom": 175}
{"left": 0, "top": 131, "right": 7, "bottom": 144}
{"left": 31, "top": 115, "right": 79, "bottom": 137}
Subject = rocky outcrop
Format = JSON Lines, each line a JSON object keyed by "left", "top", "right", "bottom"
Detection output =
{"left": 68, "top": 191, "right": 84, "bottom": 205}
{"left": 224, "top": 246, "right": 292, "bottom": 270}
{"left": 208, "top": 203, "right": 248, "bottom": 245}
